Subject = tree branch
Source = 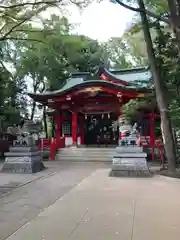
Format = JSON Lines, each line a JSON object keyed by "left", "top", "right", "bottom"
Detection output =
{"left": 0, "top": 0, "right": 61, "bottom": 9}
{"left": 0, "top": 37, "right": 45, "bottom": 43}
{"left": 114, "top": 0, "right": 170, "bottom": 24}
{"left": 0, "top": 22, "right": 6, "bottom": 33}
{"left": 0, "top": 3, "right": 54, "bottom": 41}
{"left": 13, "top": 29, "right": 55, "bottom": 33}
{"left": 0, "top": 19, "right": 27, "bottom": 41}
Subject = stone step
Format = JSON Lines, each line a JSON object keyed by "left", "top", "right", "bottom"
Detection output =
{"left": 60, "top": 148, "right": 116, "bottom": 151}
{"left": 113, "top": 152, "right": 147, "bottom": 158}
{"left": 57, "top": 150, "right": 115, "bottom": 156}
{"left": 55, "top": 155, "right": 112, "bottom": 162}
{"left": 57, "top": 152, "right": 115, "bottom": 155}
{"left": 56, "top": 153, "right": 114, "bottom": 157}
{"left": 116, "top": 146, "right": 143, "bottom": 153}
{"left": 57, "top": 152, "right": 112, "bottom": 156}
{"left": 57, "top": 150, "right": 115, "bottom": 154}
{"left": 56, "top": 147, "right": 115, "bottom": 162}
{"left": 78, "top": 145, "right": 117, "bottom": 148}
{"left": 56, "top": 153, "right": 112, "bottom": 158}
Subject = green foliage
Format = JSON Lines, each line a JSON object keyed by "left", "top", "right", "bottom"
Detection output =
{"left": 0, "top": 0, "right": 93, "bottom": 41}
{"left": 105, "top": 30, "right": 150, "bottom": 68}
{"left": 123, "top": 99, "right": 143, "bottom": 123}
{"left": 153, "top": 28, "right": 180, "bottom": 128}
{"left": 61, "top": 35, "right": 108, "bottom": 73}
{"left": 122, "top": 97, "right": 156, "bottom": 123}
{"left": 117, "top": 0, "right": 171, "bottom": 68}
{"left": 17, "top": 16, "right": 108, "bottom": 92}
{"left": 14, "top": 15, "right": 108, "bottom": 121}
{"left": 0, "top": 1, "right": 98, "bottom": 128}
{"left": 103, "top": 37, "right": 133, "bottom": 69}
{"left": 144, "top": 0, "right": 168, "bottom": 15}
{"left": 0, "top": 63, "right": 26, "bottom": 130}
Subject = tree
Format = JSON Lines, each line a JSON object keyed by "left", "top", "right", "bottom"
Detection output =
{"left": 17, "top": 15, "right": 108, "bottom": 123}
{"left": 116, "top": 0, "right": 173, "bottom": 68}
{"left": 18, "top": 16, "right": 108, "bottom": 89}
{"left": 0, "top": 0, "right": 93, "bottom": 42}
{"left": 107, "top": 0, "right": 170, "bottom": 69}
{"left": 16, "top": 17, "right": 71, "bottom": 120}
{"left": 113, "top": 0, "right": 177, "bottom": 172}
{"left": 112, "top": 0, "right": 169, "bottom": 23}
{"left": 139, "top": 0, "right": 176, "bottom": 172}
{"left": 61, "top": 34, "right": 109, "bottom": 73}
{"left": 0, "top": 0, "right": 104, "bottom": 134}
{"left": 104, "top": 37, "right": 134, "bottom": 69}
{"left": 113, "top": 0, "right": 180, "bottom": 52}
{"left": 153, "top": 28, "right": 180, "bottom": 127}
{"left": 0, "top": 48, "right": 27, "bottom": 130}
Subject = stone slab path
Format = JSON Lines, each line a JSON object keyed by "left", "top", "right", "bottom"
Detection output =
{"left": 3, "top": 167, "right": 180, "bottom": 240}
{"left": 0, "top": 162, "right": 108, "bottom": 240}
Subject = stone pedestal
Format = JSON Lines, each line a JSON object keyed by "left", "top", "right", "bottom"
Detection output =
{"left": 110, "top": 146, "right": 151, "bottom": 177}
{"left": 2, "top": 146, "right": 45, "bottom": 173}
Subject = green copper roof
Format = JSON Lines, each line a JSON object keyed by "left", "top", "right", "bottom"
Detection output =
{"left": 115, "top": 69, "right": 151, "bottom": 83}
{"left": 28, "top": 80, "right": 150, "bottom": 101}
{"left": 61, "top": 67, "right": 151, "bottom": 91}
{"left": 28, "top": 67, "right": 151, "bottom": 101}
{"left": 61, "top": 76, "right": 84, "bottom": 91}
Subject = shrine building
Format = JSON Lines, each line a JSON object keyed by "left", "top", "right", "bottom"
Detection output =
{"left": 28, "top": 66, "right": 154, "bottom": 149}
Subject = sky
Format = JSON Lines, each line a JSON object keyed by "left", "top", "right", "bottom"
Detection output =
{"left": 53, "top": 0, "right": 134, "bottom": 42}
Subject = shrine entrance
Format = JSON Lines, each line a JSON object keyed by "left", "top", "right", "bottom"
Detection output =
{"left": 84, "top": 113, "right": 119, "bottom": 146}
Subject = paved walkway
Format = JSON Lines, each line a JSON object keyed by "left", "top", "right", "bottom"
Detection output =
{"left": 0, "top": 162, "right": 58, "bottom": 198}
{"left": 3, "top": 167, "right": 180, "bottom": 240}
{"left": 0, "top": 162, "right": 107, "bottom": 240}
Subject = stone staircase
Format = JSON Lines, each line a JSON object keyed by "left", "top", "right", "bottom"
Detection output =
{"left": 55, "top": 147, "right": 116, "bottom": 162}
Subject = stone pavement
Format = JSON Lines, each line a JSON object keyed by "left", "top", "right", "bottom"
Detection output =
{"left": 4, "top": 167, "right": 180, "bottom": 240}
{"left": 0, "top": 162, "right": 108, "bottom": 240}
{"left": 0, "top": 162, "right": 54, "bottom": 198}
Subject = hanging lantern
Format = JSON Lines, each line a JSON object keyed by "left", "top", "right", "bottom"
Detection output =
{"left": 85, "top": 114, "right": 87, "bottom": 119}
{"left": 102, "top": 114, "right": 104, "bottom": 119}
{"left": 117, "top": 92, "right": 122, "bottom": 98}
{"left": 108, "top": 113, "right": 110, "bottom": 119}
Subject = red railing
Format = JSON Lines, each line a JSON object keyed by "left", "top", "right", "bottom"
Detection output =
{"left": 156, "top": 138, "right": 164, "bottom": 161}
{"left": 38, "top": 138, "right": 51, "bottom": 151}
{"left": 38, "top": 137, "right": 65, "bottom": 161}
{"left": 138, "top": 135, "right": 164, "bottom": 161}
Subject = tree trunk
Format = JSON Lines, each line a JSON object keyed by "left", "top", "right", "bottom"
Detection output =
{"left": 138, "top": 0, "right": 177, "bottom": 172}
{"left": 43, "top": 106, "right": 48, "bottom": 138}
{"left": 30, "top": 101, "right": 36, "bottom": 120}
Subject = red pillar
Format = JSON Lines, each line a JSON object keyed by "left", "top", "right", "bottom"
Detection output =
{"left": 72, "top": 112, "right": 77, "bottom": 145}
{"left": 50, "top": 114, "right": 61, "bottom": 161}
{"left": 80, "top": 117, "right": 84, "bottom": 145}
{"left": 149, "top": 113, "right": 155, "bottom": 161}
{"left": 56, "top": 114, "right": 61, "bottom": 145}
